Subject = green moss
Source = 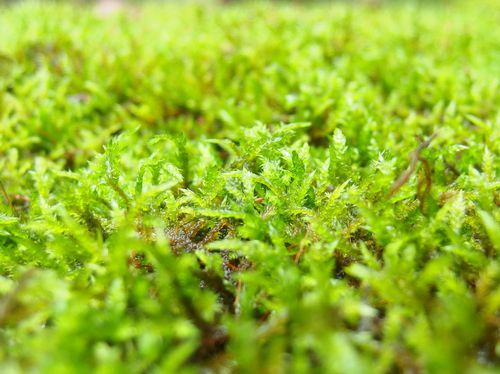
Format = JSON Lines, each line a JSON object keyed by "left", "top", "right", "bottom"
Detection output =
{"left": 0, "top": 1, "right": 498, "bottom": 372}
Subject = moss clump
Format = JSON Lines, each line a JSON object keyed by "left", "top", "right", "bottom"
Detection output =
{"left": 0, "top": 1, "right": 498, "bottom": 372}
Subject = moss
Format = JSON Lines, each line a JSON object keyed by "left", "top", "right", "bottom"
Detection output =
{"left": 0, "top": 1, "right": 498, "bottom": 372}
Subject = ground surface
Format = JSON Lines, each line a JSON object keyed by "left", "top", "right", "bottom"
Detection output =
{"left": 0, "top": 1, "right": 499, "bottom": 372}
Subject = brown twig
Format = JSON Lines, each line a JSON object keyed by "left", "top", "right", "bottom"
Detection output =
{"left": 388, "top": 134, "right": 437, "bottom": 198}
{"left": 294, "top": 245, "right": 306, "bottom": 264}
{"left": 0, "top": 179, "right": 17, "bottom": 217}
{"left": 417, "top": 157, "right": 432, "bottom": 213}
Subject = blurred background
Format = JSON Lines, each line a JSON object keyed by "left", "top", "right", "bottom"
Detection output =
{"left": 0, "top": 0, "right": 463, "bottom": 4}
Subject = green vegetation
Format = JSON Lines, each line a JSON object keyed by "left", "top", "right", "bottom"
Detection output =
{"left": 0, "top": 1, "right": 499, "bottom": 372}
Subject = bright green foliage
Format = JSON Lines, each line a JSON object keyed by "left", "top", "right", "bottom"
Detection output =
{"left": 0, "top": 1, "right": 499, "bottom": 373}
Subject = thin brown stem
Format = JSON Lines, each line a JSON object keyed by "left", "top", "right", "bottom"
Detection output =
{"left": 0, "top": 179, "right": 16, "bottom": 217}
{"left": 388, "top": 133, "right": 437, "bottom": 198}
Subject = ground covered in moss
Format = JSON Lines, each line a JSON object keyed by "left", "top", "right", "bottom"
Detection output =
{"left": 0, "top": 1, "right": 499, "bottom": 372}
